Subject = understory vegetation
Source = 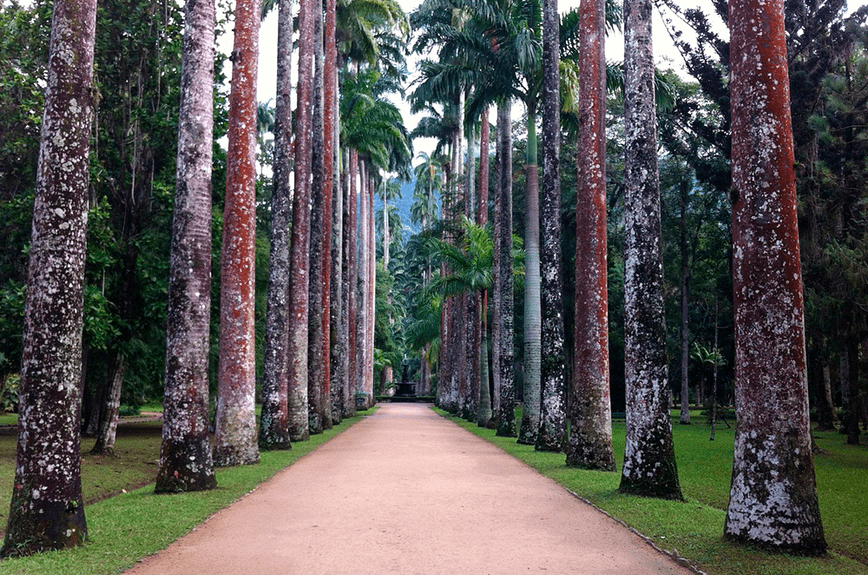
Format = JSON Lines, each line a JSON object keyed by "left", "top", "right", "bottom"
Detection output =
{"left": 438, "top": 408, "right": 868, "bottom": 575}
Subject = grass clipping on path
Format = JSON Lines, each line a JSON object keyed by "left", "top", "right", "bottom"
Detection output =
{"left": 0, "top": 412, "right": 370, "bottom": 575}
{"left": 435, "top": 408, "right": 867, "bottom": 575}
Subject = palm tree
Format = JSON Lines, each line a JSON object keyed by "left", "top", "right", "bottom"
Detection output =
{"left": 619, "top": 0, "right": 681, "bottom": 500}
{"left": 308, "top": 0, "right": 331, "bottom": 435}
{"left": 535, "top": 0, "right": 565, "bottom": 453}
{"left": 260, "top": 0, "right": 294, "bottom": 450}
{"left": 724, "top": 0, "right": 825, "bottom": 553}
{"left": 1, "top": 0, "right": 99, "bottom": 555}
{"left": 288, "top": 0, "right": 316, "bottom": 440}
{"left": 154, "top": 0, "right": 218, "bottom": 495}
{"left": 565, "top": 0, "right": 616, "bottom": 470}
{"left": 493, "top": 100, "right": 516, "bottom": 437}
{"left": 214, "top": 0, "right": 262, "bottom": 467}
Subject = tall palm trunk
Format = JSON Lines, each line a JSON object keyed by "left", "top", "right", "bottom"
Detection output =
{"left": 536, "top": 0, "right": 566, "bottom": 453}
{"left": 494, "top": 101, "right": 516, "bottom": 437}
{"left": 308, "top": 0, "right": 328, "bottom": 434}
{"left": 259, "top": 0, "right": 294, "bottom": 450}
{"left": 477, "top": 107, "right": 493, "bottom": 427}
{"left": 345, "top": 149, "right": 359, "bottom": 415}
{"left": 154, "top": 0, "right": 217, "bottom": 495}
{"left": 724, "top": 0, "right": 825, "bottom": 553}
{"left": 678, "top": 180, "right": 691, "bottom": 425}
{"left": 288, "top": 0, "right": 316, "bottom": 441}
{"left": 214, "top": 0, "right": 261, "bottom": 467}
{"left": 566, "top": 0, "right": 615, "bottom": 470}
{"left": 1, "top": 0, "right": 98, "bottom": 554}
{"left": 518, "top": 105, "right": 541, "bottom": 446}
{"left": 619, "top": 0, "right": 681, "bottom": 499}
{"left": 464, "top": 125, "right": 479, "bottom": 421}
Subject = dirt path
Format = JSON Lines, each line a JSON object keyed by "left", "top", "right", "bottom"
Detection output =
{"left": 124, "top": 403, "right": 693, "bottom": 575}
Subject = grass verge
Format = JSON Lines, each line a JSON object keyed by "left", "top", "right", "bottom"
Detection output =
{"left": 0, "top": 410, "right": 371, "bottom": 575}
{"left": 435, "top": 408, "right": 868, "bottom": 575}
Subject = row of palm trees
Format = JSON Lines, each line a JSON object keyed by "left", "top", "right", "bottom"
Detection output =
{"left": 1, "top": 0, "right": 412, "bottom": 557}
{"left": 408, "top": 0, "right": 826, "bottom": 556}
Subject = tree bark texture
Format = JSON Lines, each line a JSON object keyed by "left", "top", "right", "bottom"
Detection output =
{"left": 91, "top": 354, "right": 125, "bottom": 455}
{"left": 679, "top": 182, "right": 691, "bottom": 425}
{"left": 259, "top": 0, "right": 292, "bottom": 450}
{"left": 724, "top": 0, "right": 826, "bottom": 554}
{"left": 519, "top": 160, "right": 541, "bottom": 446}
{"left": 308, "top": 0, "right": 328, "bottom": 435}
{"left": 494, "top": 101, "right": 516, "bottom": 438}
{"left": 536, "top": 0, "right": 566, "bottom": 453}
{"left": 288, "top": 0, "right": 315, "bottom": 441}
{"left": 1, "top": 0, "right": 97, "bottom": 554}
{"left": 259, "top": 0, "right": 294, "bottom": 451}
{"left": 464, "top": 128, "right": 479, "bottom": 422}
{"left": 155, "top": 0, "right": 217, "bottom": 495}
{"left": 214, "top": 0, "right": 261, "bottom": 468}
{"left": 477, "top": 107, "right": 493, "bottom": 425}
{"left": 567, "top": 0, "right": 615, "bottom": 471}
{"left": 620, "top": 0, "right": 681, "bottom": 500}
{"left": 328, "top": 35, "right": 343, "bottom": 424}
{"left": 344, "top": 149, "right": 358, "bottom": 417}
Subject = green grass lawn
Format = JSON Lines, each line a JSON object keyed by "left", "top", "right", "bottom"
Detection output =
{"left": 0, "top": 409, "right": 372, "bottom": 575}
{"left": 439, "top": 408, "right": 868, "bottom": 575}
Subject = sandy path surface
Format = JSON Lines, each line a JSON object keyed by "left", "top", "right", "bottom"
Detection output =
{"left": 124, "top": 403, "right": 692, "bottom": 575}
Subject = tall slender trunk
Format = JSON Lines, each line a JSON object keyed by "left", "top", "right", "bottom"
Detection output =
{"left": 343, "top": 148, "right": 357, "bottom": 417}
{"left": 154, "top": 0, "right": 217, "bottom": 495}
{"left": 214, "top": 0, "right": 261, "bottom": 467}
{"left": 367, "top": 172, "right": 376, "bottom": 405}
{"left": 465, "top": 126, "right": 479, "bottom": 421}
{"left": 536, "top": 0, "right": 566, "bottom": 453}
{"left": 356, "top": 162, "right": 370, "bottom": 407}
{"left": 724, "top": 0, "right": 825, "bottom": 553}
{"left": 567, "top": 0, "right": 615, "bottom": 470}
{"left": 679, "top": 180, "right": 691, "bottom": 425}
{"left": 620, "top": 0, "right": 681, "bottom": 499}
{"left": 259, "top": 0, "right": 294, "bottom": 451}
{"left": 519, "top": 107, "right": 541, "bottom": 446}
{"left": 288, "top": 0, "right": 316, "bottom": 441}
{"left": 477, "top": 108, "right": 493, "bottom": 426}
{"left": 2, "top": 2, "right": 97, "bottom": 553}
{"left": 494, "top": 101, "right": 516, "bottom": 437}
{"left": 91, "top": 354, "right": 125, "bottom": 456}
{"left": 308, "top": 0, "right": 327, "bottom": 434}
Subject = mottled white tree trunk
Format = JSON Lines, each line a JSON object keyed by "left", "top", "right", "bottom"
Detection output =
{"left": 619, "top": 0, "right": 682, "bottom": 500}
{"left": 2, "top": 0, "right": 98, "bottom": 554}
{"left": 724, "top": 0, "right": 826, "bottom": 554}
{"left": 259, "top": 0, "right": 294, "bottom": 451}
{"left": 536, "top": 0, "right": 566, "bottom": 453}
{"left": 494, "top": 101, "right": 516, "bottom": 438}
{"left": 154, "top": 0, "right": 217, "bottom": 495}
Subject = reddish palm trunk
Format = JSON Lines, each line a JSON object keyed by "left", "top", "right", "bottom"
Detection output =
{"left": 259, "top": 0, "right": 294, "bottom": 450}
{"left": 325, "top": 0, "right": 340, "bottom": 424}
{"left": 724, "top": 0, "right": 825, "bottom": 553}
{"left": 620, "top": 0, "right": 681, "bottom": 499}
{"left": 1, "top": 0, "right": 98, "bottom": 554}
{"left": 214, "top": 0, "right": 261, "bottom": 467}
{"left": 155, "top": 0, "right": 217, "bottom": 495}
{"left": 566, "top": 0, "right": 615, "bottom": 470}
{"left": 288, "top": 0, "right": 315, "bottom": 441}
